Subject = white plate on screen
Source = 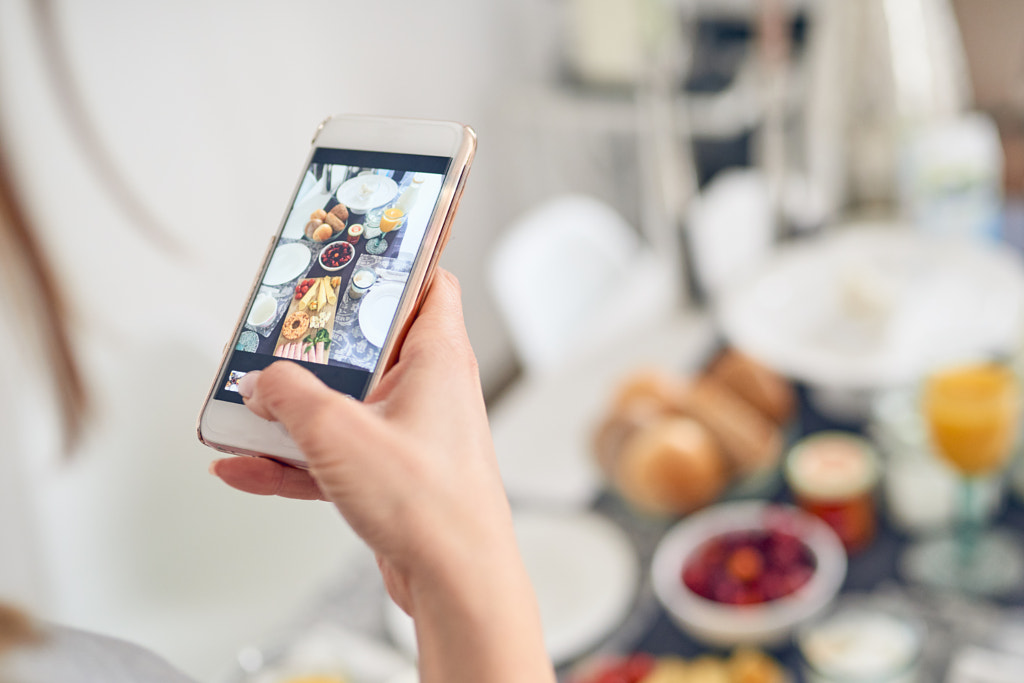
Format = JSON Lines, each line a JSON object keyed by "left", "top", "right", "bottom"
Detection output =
{"left": 262, "top": 242, "right": 311, "bottom": 286}
{"left": 337, "top": 174, "right": 399, "bottom": 213}
{"left": 384, "top": 509, "right": 639, "bottom": 666}
{"left": 282, "top": 172, "right": 335, "bottom": 239}
{"left": 718, "top": 224, "right": 1024, "bottom": 389}
{"left": 359, "top": 282, "right": 405, "bottom": 347}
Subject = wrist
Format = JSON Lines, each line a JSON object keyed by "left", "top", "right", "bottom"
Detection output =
{"left": 404, "top": 523, "right": 555, "bottom": 683}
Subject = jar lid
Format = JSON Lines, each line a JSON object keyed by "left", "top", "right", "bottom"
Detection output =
{"left": 785, "top": 432, "right": 879, "bottom": 501}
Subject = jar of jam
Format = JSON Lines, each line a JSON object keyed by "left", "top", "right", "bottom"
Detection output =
{"left": 346, "top": 223, "right": 364, "bottom": 244}
{"left": 785, "top": 432, "right": 880, "bottom": 553}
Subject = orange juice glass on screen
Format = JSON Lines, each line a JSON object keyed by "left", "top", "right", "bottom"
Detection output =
{"left": 380, "top": 207, "right": 405, "bottom": 233}
{"left": 924, "top": 363, "right": 1021, "bottom": 476}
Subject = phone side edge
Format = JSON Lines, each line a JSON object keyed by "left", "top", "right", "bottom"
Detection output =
{"left": 367, "top": 126, "right": 477, "bottom": 387}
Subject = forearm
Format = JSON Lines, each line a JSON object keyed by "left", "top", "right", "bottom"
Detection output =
{"left": 410, "top": 546, "right": 556, "bottom": 683}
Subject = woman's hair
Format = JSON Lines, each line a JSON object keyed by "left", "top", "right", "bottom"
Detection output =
{"left": 0, "top": 138, "right": 89, "bottom": 452}
{"left": 0, "top": 603, "right": 41, "bottom": 656}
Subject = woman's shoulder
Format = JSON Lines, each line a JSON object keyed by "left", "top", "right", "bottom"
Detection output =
{"left": 1, "top": 623, "right": 197, "bottom": 683}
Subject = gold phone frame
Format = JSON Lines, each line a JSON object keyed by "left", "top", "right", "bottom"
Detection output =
{"left": 197, "top": 115, "right": 476, "bottom": 465}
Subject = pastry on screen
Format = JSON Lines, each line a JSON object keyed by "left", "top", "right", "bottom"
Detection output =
{"left": 613, "top": 417, "right": 728, "bottom": 515}
{"left": 707, "top": 350, "right": 795, "bottom": 426}
{"left": 327, "top": 203, "right": 350, "bottom": 233}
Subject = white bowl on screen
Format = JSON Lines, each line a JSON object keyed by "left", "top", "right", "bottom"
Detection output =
{"left": 247, "top": 293, "right": 278, "bottom": 327}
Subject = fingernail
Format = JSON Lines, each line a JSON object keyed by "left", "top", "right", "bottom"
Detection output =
{"left": 208, "top": 460, "right": 220, "bottom": 475}
{"left": 236, "top": 370, "right": 261, "bottom": 399}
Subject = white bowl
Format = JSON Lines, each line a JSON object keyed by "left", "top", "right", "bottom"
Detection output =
{"left": 651, "top": 501, "right": 846, "bottom": 647}
{"left": 247, "top": 293, "right": 278, "bottom": 328}
{"left": 318, "top": 240, "right": 355, "bottom": 272}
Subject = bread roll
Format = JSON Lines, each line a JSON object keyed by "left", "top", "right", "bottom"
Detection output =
{"left": 304, "top": 218, "right": 323, "bottom": 239}
{"left": 593, "top": 400, "right": 671, "bottom": 478}
{"left": 614, "top": 417, "right": 727, "bottom": 515}
{"left": 594, "top": 370, "right": 689, "bottom": 478}
{"left": 678, "top": 376, "right": 783, "bottom": 476}
{"left": 312, "top": 224, "right": 333, "bottom": 242}
{"left": 324, "top": 213, "right": 346, "bottom": 234}
{"left": 311, "top": 208, "right": 328, "bottom": 221}
{"left": 329, "top": 202, "right": 349, "bottom": 222}
{"left": 708, "top": 350, "right": 795, "bottom": 425}
{"left": 611, "top": 369, "right": 688, "bottom": 412}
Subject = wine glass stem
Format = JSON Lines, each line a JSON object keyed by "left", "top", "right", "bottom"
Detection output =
{"left": 958, "top": 477, "right": 983, "bottom": 570}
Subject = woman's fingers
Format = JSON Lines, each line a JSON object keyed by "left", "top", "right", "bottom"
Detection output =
{"left": 401, "top": 269, "right": 474, "bottom": 361}
{"left": 210, "top": 456, "right": 325, "bottom": 500}
{"left": 237, "top": 362, "right": 353, "bottom": 426}
{"left": 236, "top": 361, "right": 378, "bottom": 465}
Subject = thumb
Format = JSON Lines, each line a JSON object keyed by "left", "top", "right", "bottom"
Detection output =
{"left": 237, "top": 361, "right": 371, "bottom": 458}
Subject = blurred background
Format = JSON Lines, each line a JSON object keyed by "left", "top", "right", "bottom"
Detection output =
{"left": 4, "top": 0, "right": 1024, "bottom": 681}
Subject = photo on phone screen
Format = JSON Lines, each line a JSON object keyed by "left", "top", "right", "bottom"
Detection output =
{"left": 213, "top": 148, "right": 451, "bottom": 404}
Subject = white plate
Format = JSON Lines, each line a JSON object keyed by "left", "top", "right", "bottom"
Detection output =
{"left": 384, "top": 510, "right": 639, "bottom": 666}
{"left": 337, "top": 175, "right": 399, "bottom": 213}
{"left": 359, "top": 282, "right": 404, "bottom": 347}
{"left": 717, "top": 225, "right": 1024, "bottom": 390}
{"left": 282, "top": 172, "right": 335, "bottom": 239}
{"left": 262, "top": 242, "right": 311, "bottom": 286}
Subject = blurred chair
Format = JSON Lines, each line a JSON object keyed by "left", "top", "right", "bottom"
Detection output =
{"left": 489, "top": 194, "right": 679, "bottom": 376}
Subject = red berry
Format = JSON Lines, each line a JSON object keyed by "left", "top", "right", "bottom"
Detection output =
{"left": 726, "top": 547, "right": 764, "bottom": 583}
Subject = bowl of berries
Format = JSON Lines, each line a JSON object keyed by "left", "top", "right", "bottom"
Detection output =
{"left": 318, "top": 240, "right": 355, "bottom": 271}
{"left": 651, "top": 501, "right": 846, "bottom": 647}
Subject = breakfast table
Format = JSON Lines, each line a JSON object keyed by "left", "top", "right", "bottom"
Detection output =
{"left": 619, "top": 384, "right": 1024, "bottom": 679}
{"left": 484, "top": 307, "right": 1024, "bottom": 680}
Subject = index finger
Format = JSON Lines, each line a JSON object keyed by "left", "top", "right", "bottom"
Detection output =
{"left": 238, "top": 361, "right": 374, "bottom": 460}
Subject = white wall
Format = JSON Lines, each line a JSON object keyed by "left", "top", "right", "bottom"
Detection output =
{"left": 0, "top": 0, "right": 532, "bottom": 679}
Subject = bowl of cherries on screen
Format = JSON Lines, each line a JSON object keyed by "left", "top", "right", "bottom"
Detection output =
{"left": 651, "top": 502, "right": 847, "bottom": 647}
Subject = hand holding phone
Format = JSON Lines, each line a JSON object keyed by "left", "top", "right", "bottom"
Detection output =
{"left": 210, "top": 269, "right": 558, "bottom": 683}
{"left": 198, "top": 115, "right": 475, "bottom": 464}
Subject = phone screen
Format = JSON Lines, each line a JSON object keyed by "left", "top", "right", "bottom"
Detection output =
{"left": 214, "top": 148, "right": 451, "bottom": 404}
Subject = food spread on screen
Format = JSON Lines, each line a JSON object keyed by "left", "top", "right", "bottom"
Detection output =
{"left": 217, "top": 150, "right": 449, "bottom": 403}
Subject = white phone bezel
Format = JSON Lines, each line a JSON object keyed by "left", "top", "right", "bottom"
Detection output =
{"left": 197, "top": 115, "right": 475, "bottom": 466}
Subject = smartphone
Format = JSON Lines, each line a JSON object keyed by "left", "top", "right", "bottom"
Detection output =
{"left": 197, "top": 115, "right": 476, "bottom": 465}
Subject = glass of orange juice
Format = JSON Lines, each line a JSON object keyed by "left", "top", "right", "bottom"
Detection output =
{"left": 379, "top": 207, "right": 405, "bottom": 233}
{"left": 366, "top": 207, "right": 404, "bottom": 255}
{"left": 903, "top": 362, "right": 1023, "bottom": 595}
